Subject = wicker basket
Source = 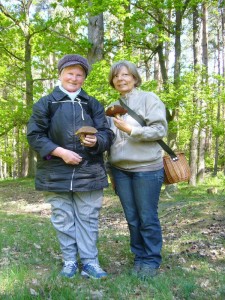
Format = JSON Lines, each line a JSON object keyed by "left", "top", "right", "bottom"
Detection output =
{"left": 163, "top": 152, "right": 191, "bottom": 185}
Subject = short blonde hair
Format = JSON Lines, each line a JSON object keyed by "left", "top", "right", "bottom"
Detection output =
{"left": 108, "top": 60, "right": 142, "bottom": 88}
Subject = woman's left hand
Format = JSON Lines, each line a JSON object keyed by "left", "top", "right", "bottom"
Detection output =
{"left": 113, "top": 117, "right": 132, "bottom": 135}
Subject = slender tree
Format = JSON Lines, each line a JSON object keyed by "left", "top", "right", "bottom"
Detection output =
{"left": 197, "top": 2, "right": 208, "bottom": 182}
{"left": 189, "top": 4, "right": 201, "bottom": 186}
{"left": 213, "top": 27, "right": 221, "bottom": 176}
{"left": 220, "top": 2, "right": 225, "bottom": 175}
{"left": 0, "top": 1, "right": 36, "bottom": 176}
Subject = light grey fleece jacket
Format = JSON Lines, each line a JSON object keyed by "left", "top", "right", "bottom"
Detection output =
{"left": 107, "top": 88, "right": 168, "bottom": 170}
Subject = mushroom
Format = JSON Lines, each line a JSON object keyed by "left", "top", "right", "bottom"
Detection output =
{"left": 75, "top": 126, "right": 98, "bottom": 143}
{"left": 105, "top": 105, "right": 127, "bottom": 119}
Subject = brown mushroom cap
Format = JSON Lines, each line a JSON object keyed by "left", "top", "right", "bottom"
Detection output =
{"left": 75, "top": 126, "right": 98, "bottom": 136}
{"left": 105, "top": 105, "right": 127, "bottom": 117}
{"left": 75, "top": 126, "right": 98, "bottom": 143}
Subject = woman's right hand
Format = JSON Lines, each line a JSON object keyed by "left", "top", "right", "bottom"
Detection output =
{"left": 113, "top": 117, "right": 132, "bottom": 135}
{"left": 51, "top": 147, "right": 82, "bottom": 165}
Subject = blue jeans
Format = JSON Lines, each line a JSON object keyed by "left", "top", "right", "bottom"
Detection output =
{"left": 111, "top": 167, "right": 164, "bottom": 268}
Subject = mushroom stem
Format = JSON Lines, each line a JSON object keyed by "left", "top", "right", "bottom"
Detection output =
{"left": 75, "top": 126, "right": 98, "bottom": 144}
{"left": 115, "top": 113, "right": 121, "bottom": 119}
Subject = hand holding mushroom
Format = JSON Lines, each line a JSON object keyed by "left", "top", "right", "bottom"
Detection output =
{"left": 106, "top": 105, "right": 132, "bottom": 135}
{"left": 75, "top": 126, "right": 98, "bottom": 147}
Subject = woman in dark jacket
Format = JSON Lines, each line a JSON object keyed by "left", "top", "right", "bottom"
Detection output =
{"left": 27, "top": 54, "right": 114, "bottom": 279}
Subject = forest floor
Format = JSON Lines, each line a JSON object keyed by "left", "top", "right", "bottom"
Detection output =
{"left": 0, "top": 176, "right": 225, "bottom": 299}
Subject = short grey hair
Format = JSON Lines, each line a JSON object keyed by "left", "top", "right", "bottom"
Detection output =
{"left": 108, "top": 60, "right": 142, "bottom": 88}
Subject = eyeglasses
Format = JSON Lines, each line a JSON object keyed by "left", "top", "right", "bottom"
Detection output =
{"left": 113, "top": 73, "right": 132, "bottom": 80}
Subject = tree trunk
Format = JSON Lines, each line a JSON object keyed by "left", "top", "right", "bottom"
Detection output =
{"left": 213, "top": 28, "right": 221, "bottom": 176}
{"left": 197, "top": 3, "right": 208, "bottom": 182}
{"left": 167, "top": 8, "right": 182, "bottom": 150}
{"left": 87, "top": 13, "right": 104, "bottom": 64}
{"left": 221, "top": 6, "right": 225, "bottom": 175}
{"left": 153, "top": 55, "right": 159, "bottom": 83}
{"left": 189, "top": 126, "right": 199, "bottom": 186}
{"left": 174, "top": 10, "right": 182, "bottom": 85}
{"left": 165, "top": 10, "right": 172, "bottom": 73}
{"left": 157, "top": 43, "right": 168, "bottom": 85}
{"left": 123, "top": 1, "right": 131, "bottom": 48}
{"left": 198, "top": 127, "right": 206, "bottom": 181}
{"left": 189, "top": 6, "right": 201, "bottom": 186}
{"left": 25, "top": 34, "right": 35, "bottom": 177}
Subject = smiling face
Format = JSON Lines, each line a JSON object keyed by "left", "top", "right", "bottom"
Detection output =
{"left": 112, "top": 66, "right": 137, "bottom": 96}
{"left": 59, "top": 65, "right": 86, "bottom": 92}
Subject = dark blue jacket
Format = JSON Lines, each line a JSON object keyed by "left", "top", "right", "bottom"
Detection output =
{"left": 27, "top": 87, "right": 114, "bottom": 192}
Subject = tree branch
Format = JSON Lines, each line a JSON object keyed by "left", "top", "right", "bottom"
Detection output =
{"left": 0, "top": 4, "right": 20, "bottom": 26}
{"left": 133, "top": 3, "right": 174, "bottom": 35}
{"left": 0, "top": 41, "right": 24, "bottom": 62}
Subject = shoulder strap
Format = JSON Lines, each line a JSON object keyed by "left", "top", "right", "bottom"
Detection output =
{"left": 119, "top": 99, "right": 146, "bottom": 126}
{"left": 119, "top": 99, "right": 178, "bottom": 160}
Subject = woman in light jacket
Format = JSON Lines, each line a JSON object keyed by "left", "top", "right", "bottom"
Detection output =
{"left": 107, "top": 60, "right": 167, "bottom": 279}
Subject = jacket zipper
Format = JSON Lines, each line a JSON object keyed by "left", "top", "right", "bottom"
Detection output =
{"left": 70, "top": 168, "right": 76, "bottom": 191}
{"left": 70, "top": 99, "right": 76, "bottom": 191}
{"left": 69, "top": 97, "right": 85, "bottom": 191}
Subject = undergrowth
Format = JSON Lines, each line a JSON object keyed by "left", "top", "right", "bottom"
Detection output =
{"left": 0, "top": 176, "right": 224, "bottom": 299}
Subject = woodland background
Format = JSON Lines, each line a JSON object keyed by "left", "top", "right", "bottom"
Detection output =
{"left": 0, "top": 0, "right": 225, "bottom": 186}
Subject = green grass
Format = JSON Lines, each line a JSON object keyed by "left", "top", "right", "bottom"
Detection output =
{"left": 0, "top": 176, "right": 225, "bottom": 299}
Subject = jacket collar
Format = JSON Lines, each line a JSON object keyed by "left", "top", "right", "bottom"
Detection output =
{"left": 120, "top": 88, "right": 138, "bottom": 100}
{"left": 52, "top": 86, "right": 90, "bottom": 102}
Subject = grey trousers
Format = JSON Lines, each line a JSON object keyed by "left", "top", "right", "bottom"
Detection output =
{"left": 45, "top": 190, "right": 103, "bottom": 265}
